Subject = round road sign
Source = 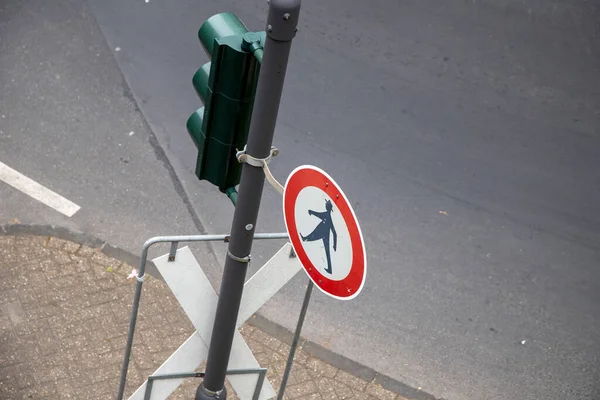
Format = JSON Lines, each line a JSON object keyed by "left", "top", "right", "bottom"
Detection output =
{"left": 283, "top": 165, "right": 366, "bottom": 300}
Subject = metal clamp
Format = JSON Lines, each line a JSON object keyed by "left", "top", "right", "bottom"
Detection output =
{"left": 227, "top": 250, "right": 251, "bottom": 263}
{"left": 236, "top": 145, "right": 284, "bottom": 195}
{"left": 236, "top": 145, "right": 279, "bottom": 167}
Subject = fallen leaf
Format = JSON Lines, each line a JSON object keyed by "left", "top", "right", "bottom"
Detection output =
{"left": 439, "top": 211, "right": 448, "bottom": 215}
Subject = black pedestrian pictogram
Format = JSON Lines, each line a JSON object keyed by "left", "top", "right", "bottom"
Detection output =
{"left": 301, "top": 199, "right": 337, "bottom": 274}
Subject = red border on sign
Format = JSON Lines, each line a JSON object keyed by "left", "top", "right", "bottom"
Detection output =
{"left": 283, "top": 166, "right": 366, "bottom": 300}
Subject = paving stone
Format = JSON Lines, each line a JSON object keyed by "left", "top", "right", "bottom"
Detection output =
{"left": 55, "top": 378, "right": 78, "bottom": 399}
{"left": 0, "top": 235, "right": 15, "bottom": 246}
{"left": 60, "top": 333, "right": 91, "bottom": 350}
{"left": 47, "top": 237, "right": 70, "bottom": 250}
{"left": 36, "top": 331, "right": 59, "bottom": 355}
{"left": 133, "top": 350, "right": 159, "bottom": 370}
{"left": 255, "top": 350, "right": 272, "bottom": 367}
{"left": 109, "top": 335, "right": 128, "bottom": 352}
{"left": 15, "top": 235, "right": 48, "bottom": 247}
{"left": 315, "top": 377, "right": 340, "bottom": 400}
{"left": 19, "top": 380, "right": 58, "bottom": 398}
{"left": 92, "top": 337, "right": 113, "bottom": 354}
{"left": 239, "top": 323, "right": 255, "bottom": 336}
{"left": 138, "top": 328, "right": 166, "bottom": 353}
{"left": 285, "top": 380, "right": 319, "bottom": 399}
{"left": 297, "top": 393, "right": 323, "bottom": 400}
{"left": 269, "top": 375, "right": 283, "bottom": 394}
{"left": 14, "top": 363, "right": 36, "bottom": 390}
{"left": 65, "top": 363, "right": 96, "bottom": 387}
{"left": 46, "top": 274, "right": 78, "bottom": 290}
{"left": 150, "top": 349, "right": 175, "bottom": 365}
{"left": 76, "top": 245, "right": 98, "bottom": 258}
{"left": 96, "top": 349, "right": 124, "bottom": 365}
{"left": 67, "top": 348, "right": 100, "bottom": 370}
{"left": 252, "top": 326, "right": 284, "bottom": 350}
{"left": 88, "top": 363, "right": 121, "bottom": 385}
{"left": 290, "top": 364, "right": 313, "bottom": 384}
{"left": 112, "top": 302, "right": 135, "bottom": 321}
{"left": 10, "top": 334, "right": 42, "bottom": 364}
{"left": 335, "top": 370, "right": 368, "bottom": 391}
{"left": 306, "top": 357, "right": 339, "bottom": 379}
{"left": 54, "top": 250, "right": 74, "bottom": 266}
{"left": 365, "top": 382, "right": 397, "bottom": 400}
{"left": 83, "top": 289, "right": 117, "bottom": 307}
{"left": 246, "top": 337, "right": 268, "bottom": 355}
{"left": 325, "top": 377, "right": 355, "bottom": 400}
{"left": 30, "top": 363, "right": 69, "bottom": 385}
{"left": 96, "top": 278, "right": 117, "bottom": 291}
{"left": 0, "top": 315, "right": 12, "bottom": 335}
{"left": 295, "top": 348, "right": 311, "bottom": 365}
{"left": 29, "top": 245, "right": 55, "bottom": 261}
{"left": 2, "top": 299, "right": 27, "bottom": 325}
{"left": 146, "top": 311, "right": 171, "bottom": 327}
{"left": 0, "top": 245, "right": 19, "bottom": 264}
{"left": 62, "top": 241, "right": 81, "bottom": 254}
{"left": 163, "top": 321, "right": 191, "bottom": 337}
{"left": 73, "top": 378, "right": 115, "bottom": 400}
{"left": 50, "top": 316, "right": 90, "bottom": 338}
{"left": 78, "top": 302, "right": 114, "bottom": 320}
{"left": 91, "top": 262, "right": 121, "bottom": 279}
{"left": 17, "top": 286, "right": 50, "bottom": 307}
{"left": 0, "top": 342, "right": 21, "bottom": 367}
{"left": 0, "top": 288, "right": 19, "bottom": 305}
{"left": 280, "top": 344, "right": 310, "bottom": 365}
{"left": 90, "top": 251, "right": 121, "bottom": 269}
{"left": 0, "top": 381, "right": 18, "bottom": 399}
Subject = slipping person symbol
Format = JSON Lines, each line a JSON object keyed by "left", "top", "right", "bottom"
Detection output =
{"left": 301, "top": 199, "right": 337, "bottom": 274}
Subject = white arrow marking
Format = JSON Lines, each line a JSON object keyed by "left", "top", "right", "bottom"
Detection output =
{"left": 129, "top": 243, "right": 301, "bottom": 400}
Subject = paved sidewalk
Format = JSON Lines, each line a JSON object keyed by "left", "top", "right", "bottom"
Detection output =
{"left": 0, "top": 234, "right": 410, "bottom": 400}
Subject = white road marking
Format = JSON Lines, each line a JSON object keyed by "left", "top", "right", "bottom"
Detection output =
{"left": 0, "top": 161, "right": 81, "bottom": 217}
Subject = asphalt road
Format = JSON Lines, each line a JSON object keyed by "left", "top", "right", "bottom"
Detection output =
{"left": 2, "top": 0, "right": 599, "bottom": 399}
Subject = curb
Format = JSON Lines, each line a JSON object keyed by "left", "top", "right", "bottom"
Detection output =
{"left": 0, "top": 223, "right": 143, "bottom": 269}
{"left": 0, "top": 223, "right": 437, "bottom": 400}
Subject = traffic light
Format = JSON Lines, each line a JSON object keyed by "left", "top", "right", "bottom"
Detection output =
{"left": 187, "top": 13, "right": 265, "bottom": 191}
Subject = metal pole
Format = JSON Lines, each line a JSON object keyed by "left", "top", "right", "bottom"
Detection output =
{"left": 195, "top": 1, "right": 301, "bottom": 399}
{"left": 277, "top": 280, "right": 313, "bottom": 400}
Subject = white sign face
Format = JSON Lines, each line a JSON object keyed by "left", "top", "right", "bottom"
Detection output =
{"left": 283, "top": 165, "right": 367, "bottom": 300}
{"left": 294, "top": 186, "right": 353, "bottom": 281}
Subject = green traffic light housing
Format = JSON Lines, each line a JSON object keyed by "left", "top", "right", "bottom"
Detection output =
{"left": 187, "top": 13, "right": 265, "bottom": 191}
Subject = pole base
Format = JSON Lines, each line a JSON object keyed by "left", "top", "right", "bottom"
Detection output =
{"left": 195, "top": 384, "right": 227, "bottom": 400}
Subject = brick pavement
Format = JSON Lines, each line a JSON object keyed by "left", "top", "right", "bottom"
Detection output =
{"left": 0, "top": 234, "right": 406, "bottom": 400}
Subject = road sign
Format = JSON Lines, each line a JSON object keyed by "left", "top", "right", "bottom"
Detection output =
{"left": 129, "top": 243, "right": 302, "bottom": 399}
{"left": 283, "top": 165, "right": 367, "bottom": 300}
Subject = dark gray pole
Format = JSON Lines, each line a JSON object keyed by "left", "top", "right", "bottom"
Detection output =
{"left": 195, "top": 1, "right": 301, "bottom": 399}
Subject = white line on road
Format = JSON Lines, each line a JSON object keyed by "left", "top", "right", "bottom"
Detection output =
{"left": 0, "top": 161, "right": 81, "bottom": 217}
